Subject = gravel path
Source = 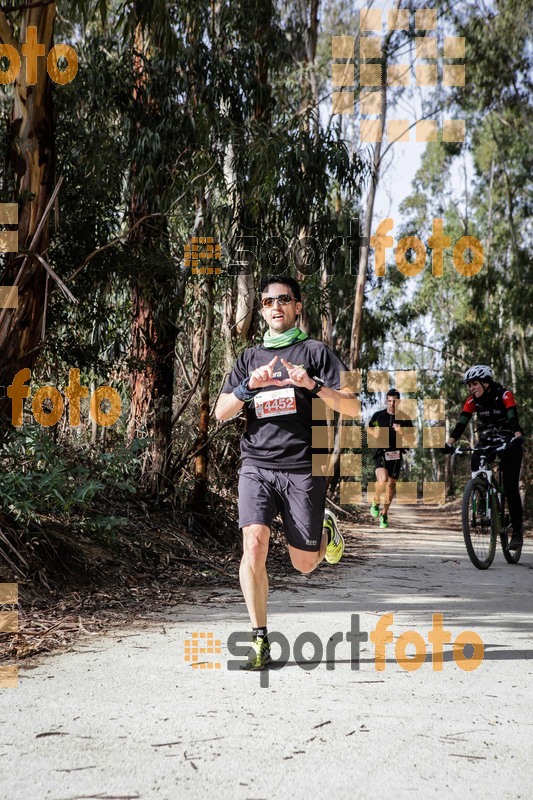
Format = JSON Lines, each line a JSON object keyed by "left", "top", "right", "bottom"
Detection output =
{"left": 2, "top": 503, "right": 532, "bottom": 799}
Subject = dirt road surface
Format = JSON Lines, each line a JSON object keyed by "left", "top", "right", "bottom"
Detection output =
{"left": 2, "top": 504, "right": 532, "bottom": 799}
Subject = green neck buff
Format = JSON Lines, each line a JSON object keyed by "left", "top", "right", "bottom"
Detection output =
{"left": 263, "top": 326, "right": 309, "bottom": 349}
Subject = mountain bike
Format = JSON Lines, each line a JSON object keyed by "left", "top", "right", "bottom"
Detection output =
{"left": 456, "top": 437, "right": 522, "bottom": 570}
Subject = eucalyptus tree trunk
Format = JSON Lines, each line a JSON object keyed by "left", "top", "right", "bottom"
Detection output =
{"left": 349, "top": 81, "right": 387, "bottom": 369}
{"left": 192, "top": 274, "right": 214, "bottom": 509}
{"left": 235, "top": 272, "right": 254, "bottom": 340}
{"left": 294, "top": 0, "right": 320, "bottom": 336}
{"left": 126, "top": 24, "right": 175, "bottom": 494}
{"left": 321, "top": 191, "right": 340, "bottom": 348}
{"left": 234, "top": 0, "right": 274, "bottom": 342}
{"left": 220, "top": 88, "right": 238, "bottom": 372}
{"left": 0, "top": 5, "right": 56, "bottom": 410}
{"left": 128, "top": 281, "right": 175, "bottom": 492}
{"left": 349, "top": 15, "right": 400, "bottom": 369}
{"left": 220, "top": 290, "right": 235, "bottom": 373}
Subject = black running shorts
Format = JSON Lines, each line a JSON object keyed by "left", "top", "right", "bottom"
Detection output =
{"left": 238, "top": 465, "right": 327, "bottom": 552}
{"left": 374, "top": 451, "right": 403, "bottom": 480}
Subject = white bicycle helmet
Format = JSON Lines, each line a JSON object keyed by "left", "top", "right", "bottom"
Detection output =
{"left": 463, "top": 365, "right": 494, "bottom": 383}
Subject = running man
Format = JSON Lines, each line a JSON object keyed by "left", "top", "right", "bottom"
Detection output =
{"left": 215, "top": 275, "right": 358, "bottom": 670}
{"left": 368, "top": 388, "right": 415, "bottom": 528}
{"left": 445, "top": 365, "right": 525, "bottom": 550}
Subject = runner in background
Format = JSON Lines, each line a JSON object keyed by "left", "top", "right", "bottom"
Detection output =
{"left": 368, "top": 389, "right": 415, "bottom": 529}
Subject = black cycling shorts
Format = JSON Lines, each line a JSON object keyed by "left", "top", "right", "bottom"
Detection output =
{"left": 238, "top": 465, "right": 327, "bottom": 552}
{"left": 374, "top": 451, "right": 403, "bottom": 480}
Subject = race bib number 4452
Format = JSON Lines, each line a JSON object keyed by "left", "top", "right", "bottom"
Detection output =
{"left": 384, "top": 450, "right": 400, "bottom": 461}
{"left": 254, "top": 388, "right": 297, "bottom": 419}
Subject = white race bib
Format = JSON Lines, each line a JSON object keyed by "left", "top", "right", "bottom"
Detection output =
{"left": 254, "top": 388, "right": 297, "bottom": 419}
{"left": 384, "top": 450, "right": 400, "bottom": 461}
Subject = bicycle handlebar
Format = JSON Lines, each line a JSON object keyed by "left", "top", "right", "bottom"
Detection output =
{"left": 455, "top": 436, "right": 522, "bottom": 457}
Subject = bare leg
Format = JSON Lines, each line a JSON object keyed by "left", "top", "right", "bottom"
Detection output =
{"left": 383, "top": 477, "right": 397, "bottom": 514}
{"left": 288, "top": 528, "right": 328, "bottom": 574}
{"left": 374, "top": 467, "right": 388, "bottom": 505}
{"left": 239, "top": 524, "right": 270, "bottom": 628}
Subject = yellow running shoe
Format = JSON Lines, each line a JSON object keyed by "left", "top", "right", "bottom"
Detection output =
{"left": 324, "top": 508, "right": 345, "bottom": 564}
{"left": 242, "top": 637, "right": 272, "bottom": 671}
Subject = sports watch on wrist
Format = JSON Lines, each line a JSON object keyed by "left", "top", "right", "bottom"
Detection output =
{"left": 233, "top": 376, "right": 261, "bottom": 403}
{"left": 309, "top": 377, "right": 325, "bottom": 397}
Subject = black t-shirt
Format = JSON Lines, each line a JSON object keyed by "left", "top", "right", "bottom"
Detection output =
{"left": 368, "top": 408, "right": 414, "bottom": 455}
{"left": 222, "top": 339, "right": 348, "bottom": 469}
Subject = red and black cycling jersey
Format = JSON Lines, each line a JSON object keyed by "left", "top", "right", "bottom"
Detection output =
{"left": 450, "top": 382, "right": 522, "bottom": 440}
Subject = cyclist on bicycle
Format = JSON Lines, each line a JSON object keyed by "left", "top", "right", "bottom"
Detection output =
{"left": 445, "top": 365, "right": 524, "bottom": 550}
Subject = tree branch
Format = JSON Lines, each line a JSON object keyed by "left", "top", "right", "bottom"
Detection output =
{"left": 400, "top": 338, "right": 468, "bottom": 369}
{"left": 174, "top": 348, "right": 193, "bottom": 389}
{"left": 172, "top": 417, "right": 239, "bottom": 475}
{"left": 67, "top": 165, "right": 216, "bottom": 284}
{"left": 171, "top": 352, "right": 208, "bottom": 425}
{"left": 0, "top": 176, "right": 64, "bottom": 332}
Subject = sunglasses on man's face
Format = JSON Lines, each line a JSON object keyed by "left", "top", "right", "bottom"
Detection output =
{"left": 261, "top": 294, "right": 296, "bottom": 308}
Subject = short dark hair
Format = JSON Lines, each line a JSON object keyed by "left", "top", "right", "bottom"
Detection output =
{"left": 387, "top": 388, "right": 400, "bottom": 398}
{"left": 259, "top": 275, "right": 302, "bottom": 303}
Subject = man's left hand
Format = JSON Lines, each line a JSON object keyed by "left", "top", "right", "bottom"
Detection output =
{"left": 280, "top": 358, "right": 315, "bottom": 391}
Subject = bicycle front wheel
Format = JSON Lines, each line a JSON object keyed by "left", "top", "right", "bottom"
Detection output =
{"left": 462, "top": 477, "right": 496, "bottom": 569}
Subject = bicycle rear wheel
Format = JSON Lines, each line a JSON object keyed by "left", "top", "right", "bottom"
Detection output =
{"left": 500, "top": 502, "right": 522, "bottom": 564}
{"left": 462, "top": 477, "right": 496, "bottom": 569}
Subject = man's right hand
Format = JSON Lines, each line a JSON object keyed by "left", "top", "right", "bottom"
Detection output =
{"left": 248, "top": 355, "right": 286, "bottom": 390}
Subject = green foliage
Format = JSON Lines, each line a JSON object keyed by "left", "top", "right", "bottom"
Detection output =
{"left": 0, "top": 427, "right": 148, "bottom": 534}
{"left": 1, "top": 0, "right": 530, "bottom": 529}
{"left": 0, "top": 428, "right": 99, "bottom": 524}
{"left": 77, "top": 514, "right": 130, "bottom": 544}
